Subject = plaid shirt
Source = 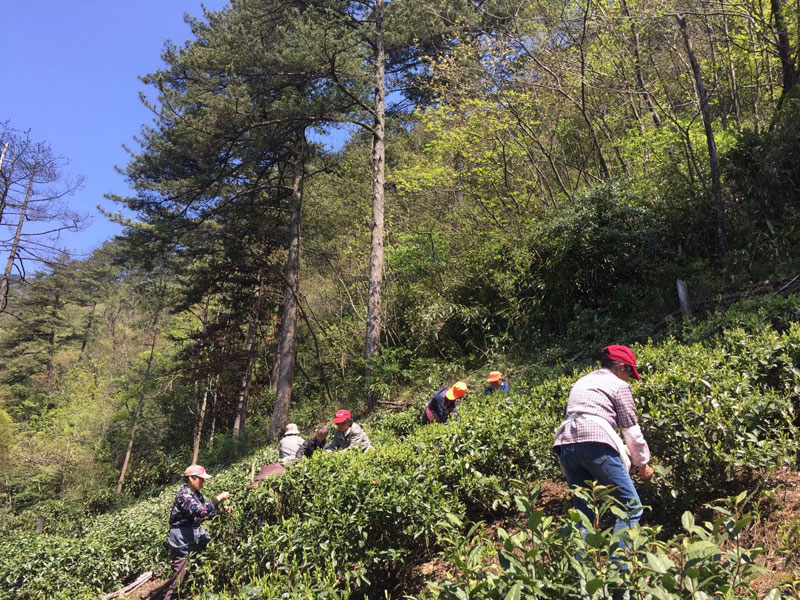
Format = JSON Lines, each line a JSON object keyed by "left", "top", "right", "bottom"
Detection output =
{"left": 169, "top": 485, "right": 219, "bottom": 528}
{"left": 553, "top": 368, "right": 650, "bottom": 465}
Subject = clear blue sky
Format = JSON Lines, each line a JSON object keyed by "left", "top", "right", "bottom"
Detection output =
{"left": 2, "top": 1, "right": 229, "bottom": 258}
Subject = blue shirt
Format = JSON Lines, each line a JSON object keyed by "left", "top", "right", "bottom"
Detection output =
{"left": 484, "top": 381, "right": 510, "bottom": 395}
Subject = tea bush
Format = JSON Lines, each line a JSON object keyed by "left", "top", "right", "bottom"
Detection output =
{"left": 666, "top": 294, "right": 800, "bottom": 344}
{"left": 2, "top": 305, "right": 800, "bottom": 598}
{"left": 428, "top": 485, "right": 793, "bottom": 599}
{"left": 634, "top": 332, "right": 799, "bottom": 517}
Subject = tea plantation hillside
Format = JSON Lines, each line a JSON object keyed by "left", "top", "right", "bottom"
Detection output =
{"left": 3, "top": 299, "right": 800, "bottom": 598}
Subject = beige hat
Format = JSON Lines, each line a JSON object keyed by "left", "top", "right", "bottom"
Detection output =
{"left": 285, "top": 423, "right": 300, "bottom": 436}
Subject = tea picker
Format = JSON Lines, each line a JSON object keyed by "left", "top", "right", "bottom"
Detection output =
{"left": 158, "top": 464, "right": 232, "bottom": 600}
{"left": 553, "top": 345, "right": 654, "bottom": 600}
{"left": 421, "top": 381, "right": 468, "bottom": 425}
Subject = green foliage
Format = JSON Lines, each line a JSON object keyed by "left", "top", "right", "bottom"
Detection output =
{"left": 429, "top": 485, "right": 787, "bottom": 600}
{"left": 724, "top": 99, "right": 800, "bottom": 222}
{"left": 4, "top": 310, "right": 800, "bottom": 597}
{"left": 635, "top": 332, "right": 799, "bottom": 516}
{"left": 667, "top": 294, "right": 800, "bottom": 344}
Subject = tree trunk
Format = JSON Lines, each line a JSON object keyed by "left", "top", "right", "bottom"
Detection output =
{"left": 268, "top": 135, "right": 305, "bottom": 443}
{"left": 720, "top": 4, "right": 741, "bottom": 122}
{"left": 78, "top": 302, "right": 97, "bottom": 361}
{"left": 578, "top": 2, "right": 610, "bottom": 180}
{"left": 677, "top": 13, "right": 726, "bottom": 258}
{"left": 0, "top": 165, "right": 35, "bottom": 314}
{"left": 116, "top": 316, "right": 159, "bottom": 494}
{"left": 191, "top": 382, "right": 209, "bottom": 465}
{"left": 232, "top": 293, "right": 260, "bottom": 437}
{"left": 365, "top": 0, "right": 386, "bottom": 411}
{"left": 771, "top": 0, "right": 799, "bottom": 108}
{"left": 620, "top": 0, "right": 662, "bottom": 128}
{"left": 208, "top": 378, "right": 218, "bottom": 451}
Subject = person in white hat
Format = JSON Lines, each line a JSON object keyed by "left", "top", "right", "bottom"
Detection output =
{"left": 163, "top": 465, "right": 230, "bottom": 600}
{"left": 279, "top": 423, "right": 304, "bottom": 460}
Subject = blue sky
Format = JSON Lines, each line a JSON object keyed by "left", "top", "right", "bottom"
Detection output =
{"left": 2, "top": 1, "right": 229, "bottom": 258}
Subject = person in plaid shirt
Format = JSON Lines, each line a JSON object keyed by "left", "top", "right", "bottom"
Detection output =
{"left": 162, "top": 465, "right": 231, "bottom": 600}
{"left": 553, "top": 345, "right": 654, "bottom": 555}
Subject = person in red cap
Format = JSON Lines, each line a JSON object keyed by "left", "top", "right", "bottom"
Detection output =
{"left": 484, "top": 371, "right": 510, "bottom": 395}
{"left": 326, "top": 409, "right": 373, "bottom": 452}
{"left": 162, "top": 465, "right": 231, "bottom": 600}
{"left": 553, "top": 346, "right": 653, "bottom": 564}
{"left": 422, "top": 381, "right": 468, "bottom": 425}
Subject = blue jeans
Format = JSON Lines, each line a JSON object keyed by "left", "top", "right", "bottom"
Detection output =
{"left": 558, "top": 442, "right": 643, "bottom": 546}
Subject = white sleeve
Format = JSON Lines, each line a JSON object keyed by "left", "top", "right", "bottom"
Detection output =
{"left": 621, "top": 424, "right": 650, "bottom": 466}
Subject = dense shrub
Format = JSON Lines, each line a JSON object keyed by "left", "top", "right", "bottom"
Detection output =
{"left": 1, "top": 309, "right": 799, "bottom": 598}
{"left": 429, "top": 485, "right": 791, "bottom": 599}
{"left": 666, "top": 294, "right": 800, "bottom": 344}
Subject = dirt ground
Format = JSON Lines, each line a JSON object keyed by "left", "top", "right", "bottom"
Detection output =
{"left": 748, "top": 468, "right": 800, "bottom": 596}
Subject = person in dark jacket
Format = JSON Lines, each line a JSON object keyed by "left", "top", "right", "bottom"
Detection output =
{"left": 422, "top": 381, "right": 468, "bottom": 425}
{"left": 163, "top": 465, "right": 231, "bottom": 600}
{"left": 296, "top": 424, "right": 329, "bottom": 459}
{"left": 484, "top": 371, "right": 510, "bottom": 395}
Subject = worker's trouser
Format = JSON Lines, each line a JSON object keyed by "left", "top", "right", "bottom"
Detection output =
{"left": 162, "top": 552, "right": 188, "bottom": 600}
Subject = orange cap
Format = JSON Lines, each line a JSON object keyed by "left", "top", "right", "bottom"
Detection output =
{"left": 445, "top": 381, "right": 468, "bottom": 401}
{"left": 487, "top": 371, "right": 503, "bottom": 383}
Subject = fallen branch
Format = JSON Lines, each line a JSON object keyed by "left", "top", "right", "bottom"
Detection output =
{"left": 377, "top": 399, "right": 414, "bottom": 411}
{"left": 102, "top": 571, "right": 153, "bottom": 600}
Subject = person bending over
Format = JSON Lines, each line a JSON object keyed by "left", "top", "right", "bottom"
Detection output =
{"left": 296, "top": 424, "right": 329, "bottom": 458}
{"left": 422, "top": 381, "right": 468, "bottom": 425}
{"left": 553, "top": 344, "right": 654, "bottom": 595}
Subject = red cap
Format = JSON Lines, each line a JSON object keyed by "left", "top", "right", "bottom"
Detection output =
{"left": 332, "top": 409, "right": 351, "bottom": 424}
{"left": 603, "top": 345, "right": 641, "bottom": 380}
{"left": 184, "top": 465, "right": 212, "bottom": 479}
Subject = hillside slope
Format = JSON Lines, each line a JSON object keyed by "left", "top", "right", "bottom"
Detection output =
{"left": 3, "top": 298, "right": 800, "bottom": 598}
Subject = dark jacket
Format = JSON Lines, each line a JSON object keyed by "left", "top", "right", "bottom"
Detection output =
{"left": 423, "top": 387, "right": 458, "bottom": 424}
{"left": 296, "top": 435, "right": 327, "bottom": 458}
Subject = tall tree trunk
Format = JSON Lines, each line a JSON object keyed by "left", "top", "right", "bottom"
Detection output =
{"left": 208, "top": 377, "right": 219, "bottom": 451}
{"left": 720, "top": 4, "right": 742, "bottom": 122}
{"left": 620, "top": 0, "right": 662, "bottom": 128}
{"left": 771, "top": 0, "right": 799, "bottom": 108}
{"left": 578, "top": 0, "right": 610, "bottom": 180}
{"left": 190, "top": 297, "right": 212, "bottom": 448}
{"left": 0, "top": 165, "right": 35, "bottom": 314}
{"left": 191, "top": 382, "right": 209, "bottom": 465}
{"left": 116, "top": 315, "right": 159, "bottom": 494}
{"left": 232, "top": 289, "right": 261, "bottom": 437}
{"left": 78, "top": 302, "right": 97, "bottom": 361}
{"left": 269, "top": 135, "right": 305, "bottom": 443}
{"left": 365, "top": 0, "right": 386, "bottom": 411}
{"left": 677, "top": 13, "right": 726, "bottom": 257}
